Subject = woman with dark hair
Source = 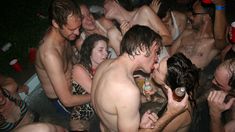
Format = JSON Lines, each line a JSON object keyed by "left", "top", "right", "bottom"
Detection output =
{"left": 70, "top": 34, "right": 108, "bottom": 131}
{"left": 152, "top": 52, "right": 199, "bottom": 131}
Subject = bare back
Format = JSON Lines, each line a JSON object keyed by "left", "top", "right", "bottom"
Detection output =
{"left": 35, "top": 28, "right": 73, "bottom": 99}
{"left": 91, "top": 59, "right": 141, "bottom": 131}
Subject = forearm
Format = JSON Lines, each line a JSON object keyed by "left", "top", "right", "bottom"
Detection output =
{"left": 61, "top": 94, "right": 91, "bottom": 107}
{"left": 151, "top": 111, "right": 178, "bottom": 131}
{"left": 210, "top": 114, "right": 225, "bottom": 132}
{"left": 214, "top": 4, "right": 227, "bottom": 50}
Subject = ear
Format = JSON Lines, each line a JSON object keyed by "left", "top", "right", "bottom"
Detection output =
{"left": 52, "top": 20, "right": 59, "bottom": 28}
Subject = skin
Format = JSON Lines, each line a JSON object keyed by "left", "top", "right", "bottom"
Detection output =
{"left": 35, "top": 14, "right": 90, "bottom": 107}
{"left": 104, "top": 0, "right": 172, "bottom": 55}
{"left": 71, "top": 40, "right": 108, "bottom": 131}
{"left": 0, "top": 88, "right": 35, "bottom": 131}
{"left": 75, "top": 4, "right": 114, "bottom": 50}
{"left": 0, "top": 74, "right": 28, "bottom": 95}
{"left": 169, "top": 0, "right": 220, "bottom": 69}
{"left": 14, "top": 123, "right": 68, "bottom": 132}
{"left": 151, "top": 57, "right": 192, "bottom": 132}
{"left": 72, "top": 40, "right": 108, "bottom": 94}
{"left": 150, "top": 0, "right": 188, "bottom": 41}
{"left": 208, "top": 61, "right": 235, "bottom": 132}
{"left": 92, "top": 43, "right": 159, "bottom": 131}
{"left": 91, "top": 41, "right": 189, "bottom": 131}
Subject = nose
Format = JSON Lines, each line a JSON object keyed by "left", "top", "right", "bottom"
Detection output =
{"left": 153, "top": 63, "right": 159, "bottom": 70}
{"left": 104, "top": 50, "right": 108, "bottom": 58}
{"left": 73, "top": 28, "right": 80, "bottom": 36}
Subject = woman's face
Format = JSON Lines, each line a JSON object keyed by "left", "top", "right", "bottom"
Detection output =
{"left": 153, "top": 57, "right": 168, "bottom": 85}
{"left": 80, "top": 5, "right": 96, "bottom": 31}
{"left": 90, "top": 40, "right": 108, "bottom": 67}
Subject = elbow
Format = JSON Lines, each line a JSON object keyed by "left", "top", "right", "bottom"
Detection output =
{"left": 162, "top": 36, "right": 173, "bottom": 46}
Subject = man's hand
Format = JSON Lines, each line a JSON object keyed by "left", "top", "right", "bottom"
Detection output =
{"left": 207, "top": 90, "right": 235, "bottom": 116}
{"left": 140, "top": 110, "right": 158, "bottom": 129}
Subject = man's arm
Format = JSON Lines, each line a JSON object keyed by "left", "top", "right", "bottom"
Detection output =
{"left": 207, "top": 90, "right": 235, "bottom": 132}
{"left": 41, "top": 49, "right": 90, "bottom": 107}
{"left": 213, "top": 0, "right": 227, "bottom": 50}
{"left": 107, "top": 27, "right": 123, "bottom": 56}
{"left": 143, "top": 6, "right": 173, "bottom": 45}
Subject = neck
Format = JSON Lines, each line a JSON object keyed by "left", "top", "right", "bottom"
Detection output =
{"left": 51, "top": 26, "right": 67, "bottom": 44}
{"left": 118, "top": 54, "right": 140, "bottom": 75}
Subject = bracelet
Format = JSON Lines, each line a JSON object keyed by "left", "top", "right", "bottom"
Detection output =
{"left": 215, "top": 5, "right": 225, "bottom": 10}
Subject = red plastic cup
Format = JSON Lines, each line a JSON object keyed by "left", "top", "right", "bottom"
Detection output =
{"left": 9, "top": 59, "right": 23, "bottom": 72}
{"left": 202, "top": 0, "right": 212, "bottom": 4}
{"left": 231, "top": 22, "right": 235, "bottom": 43}
{"left": 29, "top": 48, "right": 37, "bottom": 64}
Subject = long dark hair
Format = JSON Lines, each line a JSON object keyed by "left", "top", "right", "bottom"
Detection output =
{"left": 166, "top": 52, "right": 199, "bottom": 106}
{"left": 79, "top": 34, "right": 108, "bottom": 74}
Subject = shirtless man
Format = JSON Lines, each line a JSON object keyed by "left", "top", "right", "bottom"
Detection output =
{"left": 170, "top": 0, "right": 226, "bottom": 69}
{"left": 91, "top": 25, "right": 189, "bottom": 131}
{"left": 207, "top": 58, "right": 235, "bottom": 132}
{"left": 103, "top": 0, "right": 172, "bottom": 56}
{"left": 35, "top": 0, "right": 90, "bottom": 116}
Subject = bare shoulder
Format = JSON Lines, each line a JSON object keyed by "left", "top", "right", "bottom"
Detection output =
{"left": 72, "top": 64, "right": 87, "bottom": 74}
{"left": 108, "top": 26, "right": 121, "bottom": 36}
{"left": 98, "top": 17, "right": 114, "bottom": 29}
{"left": 139, "top": 5, "right": 152, "bottom": 13}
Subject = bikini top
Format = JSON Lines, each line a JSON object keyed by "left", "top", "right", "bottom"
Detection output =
{"left": 0, "top": 88, "right": 28, "bottom": 132}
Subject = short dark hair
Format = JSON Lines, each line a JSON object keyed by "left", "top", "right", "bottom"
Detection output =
{"left": 166, "top": 52, "right": 199, "bottom": 104}
{"left": 48, "top": 0, "right": 81, "bottom": 28}
{"left": 120, "top": 25, "right": 162, "bottom": 57}
{"left": 80, "top": 34, "right": 109, "bottom": 74}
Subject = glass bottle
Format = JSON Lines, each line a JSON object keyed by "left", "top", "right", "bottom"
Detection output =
{"left": 173, "top": 87, "right": 186, "bottom": 102}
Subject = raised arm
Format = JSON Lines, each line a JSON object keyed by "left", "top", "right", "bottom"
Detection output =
{"left": 213, "top": 0, "right": 227, "bottom": 50}
{"left": 142, "top": 6, "right": 173, "bottom": 45}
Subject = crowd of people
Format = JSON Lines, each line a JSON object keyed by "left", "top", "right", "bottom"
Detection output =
{"left": 2, "top": 0, "right": 235, "bottom": 131}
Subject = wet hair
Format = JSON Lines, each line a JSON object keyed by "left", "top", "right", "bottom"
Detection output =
{"left": 120, "top": 25, "right": 162, "bottom": 57}
{"left": 165, "top": 52, "right": 199, "bottom": 105}
{"left": 219, "top": 58, "right": 235, "bottom": 89}
{"left": 48, "top": 0, "right": 81, "bottom": 28}
{"left": 79, "top": 34, "right": 109, "bottom": 74}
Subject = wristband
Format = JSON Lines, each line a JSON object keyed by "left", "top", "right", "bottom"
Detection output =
{"left": 215, "top": 5, "right": 225, "bottom": 10}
